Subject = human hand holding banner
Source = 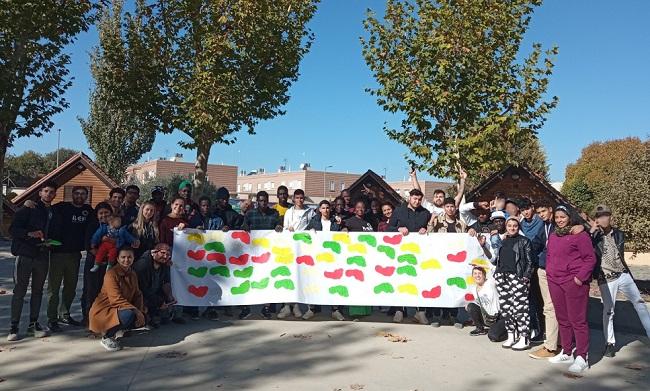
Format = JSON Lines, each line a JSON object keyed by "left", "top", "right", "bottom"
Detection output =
{"left": 171, "top": 229, "right": 492, "bottom": 307}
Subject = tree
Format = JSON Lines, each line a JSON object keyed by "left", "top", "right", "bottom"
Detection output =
{"left": 159, "top": 0, "right": 318, "bottom": 192}
{"left": 563, "top": 137, "right": 644, "bottom": 214}
{"left": 80, "top": 0, "right": 167, "bottom": 183}
{"left": 126, "top": 174, "right": 220, "bottom": 203}
{"left": 4, "top": 148, "right": 78, "bottom": 187}
{"left": 609, "top": 140, "right": 649, "bottom": 253}
{"left": 362, "top": 0, "right": 558, "bottom": 180}
{"left": 0, "top": 1, "right": 96, "bottom": 229}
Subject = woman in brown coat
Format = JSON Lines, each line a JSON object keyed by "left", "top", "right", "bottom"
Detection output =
{"left": 90, "top": 246, "right": 146, "bottom": 351}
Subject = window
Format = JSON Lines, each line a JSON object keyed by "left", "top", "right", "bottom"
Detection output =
{"left": 237, "top": 184, "right": 241, "bottom": 193}
{"left": 257, "top": 183, "right": 262, "bottom": 190}
{"left": 341, "top": 182, "right": 346, "bottom": 191}
{"left": 63, "top": 185, "right": 92, "bottom": 204}
{"left": 243, "top": 183, "right": 252, "bottom": 192}
{"left": 329, "top": 180, "right": 335, "bottom": 192}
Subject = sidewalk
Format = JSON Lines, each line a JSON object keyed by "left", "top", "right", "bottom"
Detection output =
{"left": 0, "top": 247, "right": 649, "bottom": 390}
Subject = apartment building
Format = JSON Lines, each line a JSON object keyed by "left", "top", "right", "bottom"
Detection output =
{"left": 126, "top": 158, "right": 238, "bottom": 194}
{"left": 388, "top": 179, "right": 455, "bottom": 201}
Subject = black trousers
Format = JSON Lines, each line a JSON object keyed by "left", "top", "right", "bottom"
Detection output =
{"left": 467, "top": 302, "right": 507, "bottom": 342}
{"left": 11, "top": 254, "right": 50, "bottom": 325}
{"left": 426, "top": 307, "right": 458, "bottom": 318}
{"left": 81, "top": 252, "right": 106, "bottom": 320}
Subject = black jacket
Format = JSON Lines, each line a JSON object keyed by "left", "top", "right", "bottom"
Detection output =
{"left": 494, "top": 235, "right": 535, "bottom": 280}
{"left": 134, "top": 251, "right": 171, "bottom": 303}
{"left": 591, "top": 228, "right": 631, "bottom": 282}
{"left": 9, "top": 201, "right": 53, "bottom": 258}
{"left": 387, "top": 205, "right": 431, "bottom": 233}
{"left": 215, "top": 204, "right": 243, "bottom": 229}
{"left": 305, "top": 215, "right": 341, "bottom": 231}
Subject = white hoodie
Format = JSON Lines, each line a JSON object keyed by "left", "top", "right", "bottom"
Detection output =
{"left": 283, "top": 206, "right": 315, "bottom": 231}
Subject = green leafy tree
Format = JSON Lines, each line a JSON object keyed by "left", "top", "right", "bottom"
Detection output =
{"left": 158, "top": 0, "right": 318, "bottom": 192}
{"left": 80, "top": 0, "right": 167, "bottom": 183}
{"left": 4, "top": 148, "right": 78, "bottom": 187}
{"left": 127, "top": 174, "right": 220, "bottom": 203}
{"left": 563, "top": 137, "right": 643, "bottom": 213}
{"left": 362, "top": 0, "right": 557, "bottom": 180}
{"left": 609, "top": 140, "right": 650, "bottom": 253}
{"left": 0, "top": 1, "right": 96, "bottom": 229}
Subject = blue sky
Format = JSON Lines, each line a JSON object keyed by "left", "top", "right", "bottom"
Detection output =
{"left": 9, "top": 0, "right": 650, "bottom": 182}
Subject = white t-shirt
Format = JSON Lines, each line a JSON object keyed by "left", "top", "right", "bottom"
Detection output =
{"left": 422, "top": 200, "right": 444, "bottom": 216}
{"left": 283, "top": 206, "right": 314, "bottom": 231}
{"left": 475, "top": 278, "right": 499, "bottom": 316}
{"left": 321, "top": 219, "right": 332, "bottom": 232}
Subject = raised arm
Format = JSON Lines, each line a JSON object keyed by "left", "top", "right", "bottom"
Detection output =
{"left": 454, "top": 167, "right": 467, "bottom": 208}
{"left": 409, "top": 169, "right": 422, "bottom": 191}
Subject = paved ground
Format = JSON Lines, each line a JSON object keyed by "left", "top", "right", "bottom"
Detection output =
{"left": 0, "top": 247, "right": 649, "bottom": 391}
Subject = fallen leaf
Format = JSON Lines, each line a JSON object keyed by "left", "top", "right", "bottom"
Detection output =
{"left": 292, "top": 334, "right": 312, "bottom": 341}
{"left": 563, "top": 373, "right": 583, "bottom": 379}
{"left": 156, "top": 351, "right": 187, "bottom": 359}
{"left": 350, "top": 384, "right": 365, "bottom": 390}
{"left": 279, "top": 333, "right": 286, "bottom": 337}
{"left": 624, "top": 363, "right": 646, "bottom": 371}
{"left": 376, "top": 331, "right": 409, "bottom": 342}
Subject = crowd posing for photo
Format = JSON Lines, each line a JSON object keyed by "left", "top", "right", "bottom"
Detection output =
{"left": 6, "top": 171, "right": 650, "bottom": 375}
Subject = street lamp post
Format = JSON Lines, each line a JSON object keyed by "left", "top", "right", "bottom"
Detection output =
{"left": 324, "top": 165, "right": 333, "bottom": 200}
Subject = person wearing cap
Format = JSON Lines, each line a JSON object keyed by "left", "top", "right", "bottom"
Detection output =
{"left": 546, "top": 205, "right": 596, "bottom": 374}
{"left": 590, "top": 204, "right": 650, "bottom": 358}
{"left": 491, "top": 216, "right": 535, "bottom": 351}
{"left": 177, "top": 180, "right": 199, "bottom": 222}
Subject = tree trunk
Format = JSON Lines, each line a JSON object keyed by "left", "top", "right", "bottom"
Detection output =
{"left": 0, "top": 131, "right": 9, "bottom": 237}
{"left": 194, "top": 142, "right": 211, "bottom": 196}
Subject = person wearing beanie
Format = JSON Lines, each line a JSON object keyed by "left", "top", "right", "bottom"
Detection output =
{"left": 491, "top": 216, "right": 535, "bottom": 351}
{"left": 590, "top": 204, "right": 650, "bottom": 358}
{"left": 546, "top": 205, "right": 596, "bottom": 374}
{"left": 177, "top": 180, "right": 199, "bottom": 221}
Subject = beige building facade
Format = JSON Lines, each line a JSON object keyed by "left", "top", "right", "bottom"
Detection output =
{"left": 126, "top": 159, "right": 238, "bottom": 194}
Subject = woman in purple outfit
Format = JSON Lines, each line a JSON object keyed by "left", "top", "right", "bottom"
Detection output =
{"left": 545, "top": 205, "right": 596, "bottom": 374}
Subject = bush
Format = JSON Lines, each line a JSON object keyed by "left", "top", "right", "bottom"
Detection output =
{"left": 126, "top": 174, "right": 220, "bottom": 203}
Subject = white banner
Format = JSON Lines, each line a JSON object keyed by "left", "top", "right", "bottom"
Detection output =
{"left": 170, "top": 229, "right": 491, "bottom": 307}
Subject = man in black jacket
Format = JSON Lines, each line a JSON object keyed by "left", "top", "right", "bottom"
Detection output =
{"left": 590, "top": 204, "right": 650, "bottom": 358}
{"left": 47, "top": 186, "right": 94, "bottom": 332}
{"left": 134, "top": 243, "right": 175, "bottom": 328}
{"left": 387, "top": 189, "right": 431, "bottom": 324}
{"left": 214, "top": 187, "right": 243, "bottom": 230}
{"left": 7, "top": 182, "right": 58, "bottom": 341}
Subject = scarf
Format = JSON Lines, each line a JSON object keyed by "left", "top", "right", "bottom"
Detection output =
{"left": 555, "top": 225, "right": 572, "bottom": 237}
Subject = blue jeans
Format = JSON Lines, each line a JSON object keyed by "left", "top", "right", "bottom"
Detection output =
{"left": 104, "top": 309, "right": 136, "bottom": 338}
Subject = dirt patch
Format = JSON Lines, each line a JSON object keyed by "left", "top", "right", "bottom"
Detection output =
{"left": 376, "top": 331, "right": 410, "bottom": 343}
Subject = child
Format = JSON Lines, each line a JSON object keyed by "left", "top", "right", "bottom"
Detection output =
{"left": 91, "top": 216, "right": 137, "bottom": 272}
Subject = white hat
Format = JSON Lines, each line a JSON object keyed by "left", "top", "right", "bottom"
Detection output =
{"left": 490, "top": 211, "right": 506, "bottom": 221}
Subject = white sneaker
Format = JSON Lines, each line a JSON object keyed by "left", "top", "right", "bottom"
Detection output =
{"left": 414, "top": 311, "right": 428, "bottom": 325}
{"left": 568, "top": 355, "right": 589, "bottom": 374}
{"left": 302, "top": 309, "right": 314, "bottom": 320}
{"left": 332, "top": 310, "right": 345, "bottom": 321}
{"left": 548, "top": 350, "right": 575, "bottom": 364}
{"left": 502, "top": 333, "right": 516, "bottom": 349}
{"left": 277, "top": 305, "right": 291, "bottom": 319}
{"left": 393, "top": 310, "right": 404, "bottom": 323}
{"left": 511, "top": 337, "right": 530, "bottom": 351}
{"left": 292, "top": 304, "right": 302, "bottom": 318}
{"left": 7, "top": 327, "right": 18, "bottom": 342}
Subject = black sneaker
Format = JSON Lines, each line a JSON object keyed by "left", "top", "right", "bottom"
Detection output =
{"left": 48, "top": 321, "right": 62, "bottom": 333}
{"left": 203, "top": 309, "right": 219, "bottom": 321}
{"left": 530, "top": 332, "right": 545, "bottom": 345}
{"left": 59, "top": 315, "right": 82, "bottom": 327}
{"left": 604, "top": 343, "right": 616, "bottom": 358}
{"left": 470, "top": 328, "right": 488, "bottom": 336}
{"left": 261, "top": 306, "right": 272, "bottom": 320}
{"left": 223, "top": 307, "right": 234, "bottom": 317}
{"left": 27, "top": 322, "right": 50, "bottom": 338}
{"left": 238, "top": 307, "right": 252, "bottom": 320}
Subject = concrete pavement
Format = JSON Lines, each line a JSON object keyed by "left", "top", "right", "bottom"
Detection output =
{"left": 0, "top": 247, "right": 649, "bottom": 391}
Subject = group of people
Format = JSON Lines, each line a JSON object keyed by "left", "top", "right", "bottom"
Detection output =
{"left": 6, "top": 171, "right": 650, "bottom": 375}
